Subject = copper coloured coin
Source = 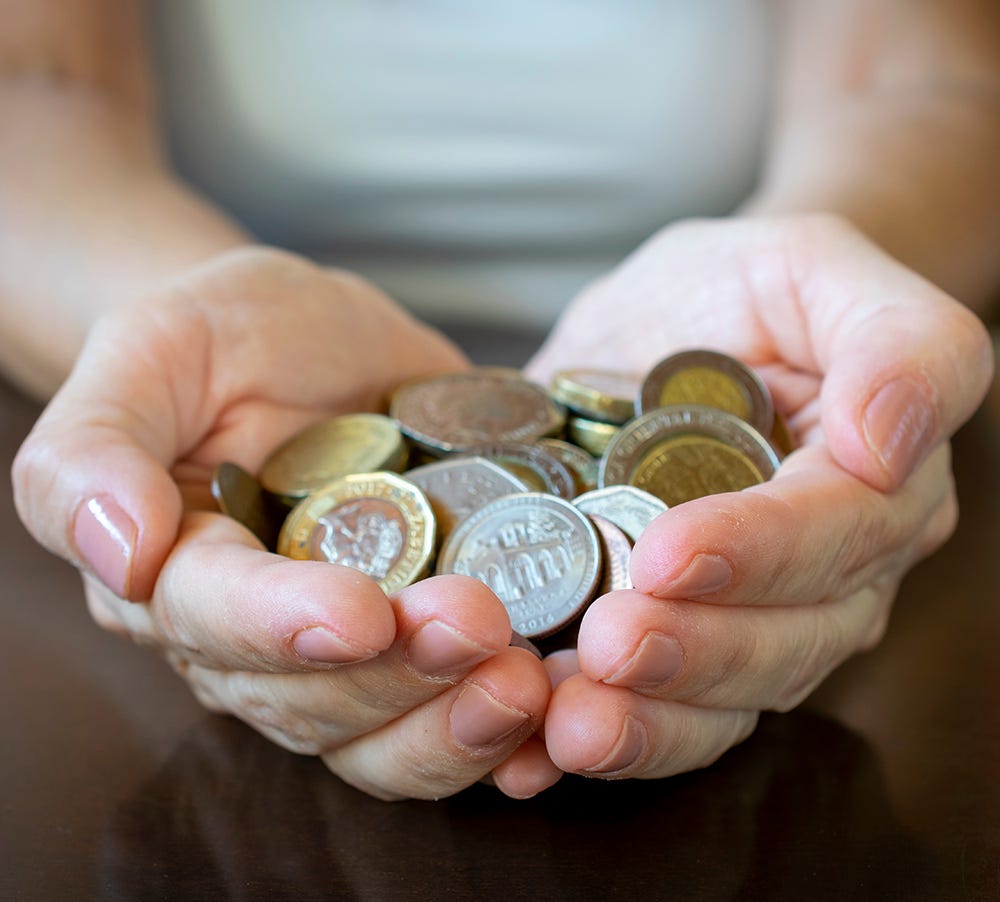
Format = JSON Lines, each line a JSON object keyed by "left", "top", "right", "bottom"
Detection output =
{"left": 390, "top": 369, "right": 565, "bottom": 455}
{"left": 599, "top": 405, "right": 780, "bottom": 507}
{"left": 637, "top": 349, "right": 774, "bottom": 436}
{"left": 588, "top": 514, "right": 633, "bottom": 594}
{"left": 277, "top": 472, "right": 435, "bottom": 594}
{"left": 211, "top": 461, "right": 282, "bottom": 551}
{"left": 437, "top": 493, "right": 601, "bottom": 639}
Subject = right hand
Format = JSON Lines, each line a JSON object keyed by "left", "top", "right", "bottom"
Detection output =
{"left": 12, "top": 246, "right": 556, "bottom": 800}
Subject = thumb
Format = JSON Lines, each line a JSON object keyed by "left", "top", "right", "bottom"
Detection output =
{"left": 12, "top": 318, "right": 187, "bottom": 602}
{"left": 783, "top": 219, "right": 994, "bottom": 492}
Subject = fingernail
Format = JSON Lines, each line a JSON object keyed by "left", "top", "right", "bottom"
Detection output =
{"left": 655, "top": 553, "right": 732, "bottom": 598}
{"left": 604, "top": 632, "right": 684, "bottom": 688}
{"left": 407, "top": 620, "right": 493, "bottom": 677}
{"left": 450, "top": 683, "right": 529, "bottom": 748}
{"left": 583, "top": 715, "right": 648, "bottom": 775}
{"left": 863, "top": 378, "right": 934, "bottom": 482}
{"left": 292, "top": 627, "right": 376, "bottom": 665}
{"left": 72, "top": 495, "right": 136, "bottom": 598}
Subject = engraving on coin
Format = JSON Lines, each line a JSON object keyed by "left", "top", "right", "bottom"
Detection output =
{"left": 402, "top": 456, "right": 529, "bottom": 541}
{"left": 549, "top": 368, "right": 639, "bottom": 424}
{"left": 572, "top": 485, "right": 668, "bottom": 543}
{"left": 390, "top": 369, "right": 565, "bottom": 454}
{"left": 437, "top": 493, "right": 601, "bottom": 639}
{"left": 463, "top": 441, "right": 576, "bottom": 500}
{"left": 599, "top": 405, "right": 780, "bottom": 506}
{"left": 589, "top": 514, "right": 633, "bottom": 594}
{"left": 211, "top": 461, "right": 281, "bottom": 551}
{"left": 637, "top": 349, "right": 774, "bottom": 436}
{"left": 278, "top": 472, "right": 435, "bottom": 594}
{"left": 259, "top": 414, "right": 407, "bottom": 503}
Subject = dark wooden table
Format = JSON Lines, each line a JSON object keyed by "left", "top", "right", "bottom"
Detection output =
{"left": 2, "top": 327, "right": 998, "bottom": 901}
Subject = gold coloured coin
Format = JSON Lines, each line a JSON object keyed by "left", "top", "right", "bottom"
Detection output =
{"left": 638, "top": 349, "right": 774, "bottom": 436}
{"left": 599, "top": 405, "right": 780, "bottom": 506}
{"left": 568, "top": 417, "right": 620, "bottom": 458}
{"left": 211, "top": 461, "right": 281, "bottom": 551}
{"left": 277, "top": 472, "right": 435, "bottom": 595}
{"left": 549, "top": 368, "right": 639, "bottom": 424}
{"left": 769, "top": 411, "right": 796, "bottom": 459}
{"left": 259, "top": 414, "right": 407, "bottom": 505}
{"left": 535, "top": 438, "right": 598, "bottom": 496}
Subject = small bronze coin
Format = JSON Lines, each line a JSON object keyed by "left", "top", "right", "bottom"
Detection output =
{"left": 437, "top": 492, "right": 601, "bottom": 640}
{"left": 210, "top": 461, "right": 281, "bottom": 551}
{"left": 549, "top": 368, "right": 640, "bottom": 424}
{"left": 277, "top": 472, "right": 435, "bottom": 595}
{"left": 599, "top": 405, "right": 780, "bottom": 507}
{"left": 637, "top": 349, "right": 774, "bottom": 436}
{"left": 390, "top": 369, "right": 565, "bottom": 455}
{"left": 402, "top": 456, "right": 529, "bottom": 543}
{"left": 534, "top": 438, "right": 598, "bottom": 496}
{"left": 567, "top": 416, "right": 620, "bottom": 458}
{"left": 572, "top": 485, "right": 668, "bottom": 543}
{"left": 588, "top": 514, "right": 633, "bottom": 594}
{"left": 259, "top": 414, "right": 407, "bottom": 505}
{"left": 463, "top": 441, "right": 576, "bottom": 500}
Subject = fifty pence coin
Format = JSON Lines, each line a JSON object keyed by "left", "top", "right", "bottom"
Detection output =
{"left": 437, "top": 493, "right": 601, "bottom": 639}
{"left": 572, "top": 485, "right": 668, "bottom": 543}
{"left": 277, "top": 472, "right": 435, "bottom": 595}
{"left": 549, "top": 368, "right": 640, "bottom": 425}
{"left": 211, "top": 461, "right": 281, "bottom": 551}
{"left": 402, "top": 456, "right": 529, "bottom": 542}
{"left": 637, "top": 349, "right": 774, "bottom": 436}
{"left": 600, "top": 405, "right": 780, "bottom": 507}
{"left": 390, "top": 369, "right": 565, "bottom": 455}
{"left": 259, "top": 414, "right": 407, "bottom": 506}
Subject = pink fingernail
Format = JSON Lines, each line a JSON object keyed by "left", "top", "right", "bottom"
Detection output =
{"left": 863, "top": 378, "right": 934, "bottom": 483}
{"left": 605, "top": 632, "right": 684, "bottom": 688}
{"left": 583, "top": 715, "right": 648, "bottom": 775}
{"left": 655, "top": 553, "right": 733, "bottom": 599}
{"left": 293, "top": 627, "right": 376, "bottom": 664}
{"left": 407, "top": 620, "right": 493, "bottom": 678}
{"left": 72, "top": 496, "right": 136, "bottom": 598}
{"left": 450, "top": 683, "right": 529, "bottom": 748}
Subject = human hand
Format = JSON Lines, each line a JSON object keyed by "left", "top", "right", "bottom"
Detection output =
{"left": 526, "top": 215, "right": 993, "bottom": 779}
{"left": 12, "top": 247, "right": 555, "bottom": 800}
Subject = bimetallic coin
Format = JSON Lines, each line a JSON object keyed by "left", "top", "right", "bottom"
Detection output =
{"left": 599, "top": 405, "right": 780, "bottom": 506}
{"left": 437, "top": 493, "right": 601, "bottom": 639}
{"left": 277, "top": 472, "right": 435, "bottom": 595}
{"left": 259, "top": 414, "right": 407, "bottom": 505}
{"left": 463, "top": 441, "right": 576, "bottom": 500}
{"left": 572, "top": 485, "right": 668, "bottom": 543}
{"left": 637, "top": 349, "right": 774, "bottom": 436}
{"left": 390, "top": 369, "right": 565, "bottom": 454}
{"left": 589, "top": 515, "right": 633, "bottom": 594}
{"left": 549, "top": 369, "right": 639, "bottom": 424}
{"left": 535, "top": 438, "right": 598, "bottom": 497}
{"left": 567, "top": 416, "right": 620, "bottom": 458}
{"left": 211, "top": 461, "right": 281, "bottom": 551}
{"left": 402, "top": 456, "right": 529, "bottom": 542}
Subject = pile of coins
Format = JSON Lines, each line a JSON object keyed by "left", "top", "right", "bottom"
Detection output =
{"left": 212, "top": 350, "right": 792, "bottom": 648}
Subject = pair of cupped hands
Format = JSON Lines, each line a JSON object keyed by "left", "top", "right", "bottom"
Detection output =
{"left": 13, "top": 215, "right": 992, "bottom": 801}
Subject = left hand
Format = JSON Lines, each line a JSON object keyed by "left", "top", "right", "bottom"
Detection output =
{"left": 526, "top": 214, "right": 993, "bottom": 779}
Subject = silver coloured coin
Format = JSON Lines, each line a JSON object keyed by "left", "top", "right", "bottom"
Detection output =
{"left": 437, "top": 493, "right": 601, "bottom": 639}
{"left": 402, "top": 456, "right": 529, "bottom": 542}
{"left": 572, "top": 485, "right": 668, "bottom": 544}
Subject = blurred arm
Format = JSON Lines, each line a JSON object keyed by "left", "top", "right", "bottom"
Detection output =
{"left": 747, "top": 0, "right": 1000, "bottom": 312}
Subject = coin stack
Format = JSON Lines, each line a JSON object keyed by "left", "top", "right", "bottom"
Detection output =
{"left": 212, "top": 350, "right": 792, "bottom": 650}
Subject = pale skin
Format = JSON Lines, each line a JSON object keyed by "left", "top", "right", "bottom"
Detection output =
{"left": 5, "top": 1, "right": 1000, "bottom": 799}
